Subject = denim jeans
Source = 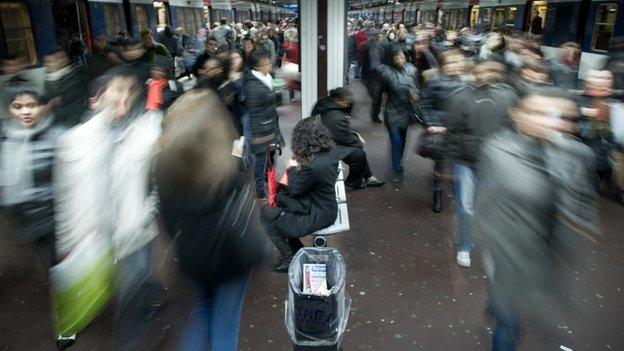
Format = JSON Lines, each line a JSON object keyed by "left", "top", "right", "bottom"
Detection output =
{"left": 386, "top": 125, "right": 408, "bottom": 175}
{"left": 254, "top": 152, "right": 269, "bottom": 193}
{"left": 490, "top": 303, "right": 521, "bottom": 351}
{"left": 179, "top": 272, "right": 251, "bottom": 351}
{"left": 453, "top": 163, "right": 477, "bottom": 252}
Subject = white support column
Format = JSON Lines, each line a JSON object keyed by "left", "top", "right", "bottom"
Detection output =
{"left": 326, "top": 0, "right": 347, "bottom": 91}
{"left": 300, "top": 0, "right": 318, "bottom": 118}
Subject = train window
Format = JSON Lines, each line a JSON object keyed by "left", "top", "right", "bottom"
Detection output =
{"left": 471, "top": 6, "right": 480, "bottom": 28}
{"left": 154, "top": 2, "right": 169, "bottom": 29}
{"left": 592, "top": 3, "right": 618, "bottom": 51}
{"left": 135, "top": 5, "right": 149, "bottom": 33}
{"left": 0, "top": 2, "right": 37, "bottom": 64}
{"left": 103, "top": 4, "right": 121, "bottom": 39}
{"left": 482, "top": 8, "right": 492, "bottom": 29}
{"left": 493, "top": 8, "right": 505, "bottom": 30}
{"left": 507, "top": 7, "right": 517, "bottom": 27}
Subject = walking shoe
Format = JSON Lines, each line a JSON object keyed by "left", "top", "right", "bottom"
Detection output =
{"left": 270, "top": 256, "right": 289, "bottom": 269}
{"left": 256, "top": 189, "right": 267, "bottom": 200}
{"left": 372, "top": 117, "right": 382, "bottom": 124}
{"left": 366, "top": 176, "right": 385, "bottom": 187}
{"left": 456, "top": 251, "right": 471, "bottom": 268}
{"left": 272, "top": 257, "right": 293, "bottom": 273}
{"left": 432, "top": 190, "right": 442, "bottom": 213}
{"left": 391, "top": 173, "right": 404, "bottom": 188}
{"left": 346, "top": 179, "right": 367, "bottom": 189}
{"left": 57, "top": 334, "right": 76, "bottom": 350}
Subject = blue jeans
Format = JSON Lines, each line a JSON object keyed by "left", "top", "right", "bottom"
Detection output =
{"left": 386, "top": 125, "right": 408, "bottom": 175}
{"left": 179, "top": 272, "right": 251, "bottom": 351}
{"left": 453, "top": 163, "right": 477, "bottom": 252}
{"left": 254, "top": 152, "right": 269, "bottom": 193}
{"left": 490, "top": 304, "right": 521, "bottom": 351}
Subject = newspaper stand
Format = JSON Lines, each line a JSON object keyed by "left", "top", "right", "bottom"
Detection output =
{"left": 285, "top": 247, "right": 351, "bottom": 351}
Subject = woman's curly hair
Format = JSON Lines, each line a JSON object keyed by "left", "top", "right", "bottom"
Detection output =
{"left": 291, "top": 117, "right": 333, "bottom": 168}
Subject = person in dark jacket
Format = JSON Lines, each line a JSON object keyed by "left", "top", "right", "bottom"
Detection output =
{"left": 119, "top": 39, "right": 152, "bottom": 85}
{"left": 378, "top": 45, "right": 420, "bottom": 186}
{"left": 242, "top": 50, "right": 283, "bottom": 199}
{"left": 363, "top": 32, "right": 386, "bottom": 123}
{"left": 445, "top": 59, "right": 519, "bottom": 268}
{"left": 196, "top": 53, "right": 244, "bottom": 136}
{"left": 577, "top": 69, "right": 624, "bottom": 205}
{"left": 0, "top": 78, "right": 66, "bottom": 266}
{"left": 419, "top": 49, "right": 467, "bottom": 213}
{"left": 43, "top": 49, "right": 89, "bottom": 126}
{"left": 140, "top": 29, "right": 173, "bottom": 62}
{"left": 260, "top": 117, "right": 339, "bottom": 272}
{"left": 312, "top": 87, "right": 384, "bottom": 189}
{"left": 475, "top": 91, "right": 598, "bottom": 351}
{"left": 157, "top": 26, "right": 179, "bottom": 58}
{"left": 87, "top": 32, "right": 123, "bottom": 79}
{"left": 156, "top": 90, "right": 268, "bottom": 351}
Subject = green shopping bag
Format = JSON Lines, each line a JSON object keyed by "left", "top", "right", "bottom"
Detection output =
{"left": 50, "top": 232, "right": 115, "bottom": 338}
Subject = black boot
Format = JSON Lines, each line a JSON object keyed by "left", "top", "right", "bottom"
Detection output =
{"left": 616, "top": 190, "right": 624, "bottom": 206}
{"left": 272, "top": 256, "right": 293, "bottom": 273}
{"left": 268, "top": 235, "right": 294, "bottom": 273}
{"left": 432, "top": 190, "right": 442, "bottom": 213}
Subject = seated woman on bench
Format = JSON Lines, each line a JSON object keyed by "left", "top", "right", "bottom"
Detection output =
{"left": 260, "top": 117, "right": 339, "bottom": 273}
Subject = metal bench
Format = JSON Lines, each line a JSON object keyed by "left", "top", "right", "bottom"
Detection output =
{"left": 312, "top": 162, "right": 350, "bottom": 247}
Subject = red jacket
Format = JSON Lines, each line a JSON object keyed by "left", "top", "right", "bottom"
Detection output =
{"left": 353, "top": 31, "right": 368, "bottom": 63}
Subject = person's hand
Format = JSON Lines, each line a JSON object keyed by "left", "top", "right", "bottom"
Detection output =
{"left": 427, "top": 126, "right": 447, "bottom": 134}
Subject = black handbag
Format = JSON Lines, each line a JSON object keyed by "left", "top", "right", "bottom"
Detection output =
{"left": 416, "top": 131, "right": 446, "bottom": 160}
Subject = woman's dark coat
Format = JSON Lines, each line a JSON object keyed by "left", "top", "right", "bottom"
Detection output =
{"left": 157, "top": 169, "right": 269, "bottom": 285}
{"left": 241, "top": 71, "right": 282, "bottom": 153}
{"left": 272, "top": 150, "right": 339, "bottom": 238}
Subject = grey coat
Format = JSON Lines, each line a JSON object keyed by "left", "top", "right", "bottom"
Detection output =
{"left": 0, "top": 116, "right": 65, "bottom": 241}
{"left": 474, "top": 129, "right": 598, "bottom": 322}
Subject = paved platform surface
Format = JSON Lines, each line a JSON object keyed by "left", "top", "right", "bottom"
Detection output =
{"left": 1, "top": 80, "right": 623, "bottom": 350}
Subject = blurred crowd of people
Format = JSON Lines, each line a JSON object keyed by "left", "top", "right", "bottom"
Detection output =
{"left": 0, "top": 13, "right": 623, "bottom": 351}
{"left": 343, "top": 18, "right": 622, "bottom": 351}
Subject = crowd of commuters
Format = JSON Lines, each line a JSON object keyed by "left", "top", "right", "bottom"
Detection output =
{"left": 0, "top": 13, "right": 622, "bottom": 351}
{"left": 345, "top": 18, "right": 621, "bottom": 351}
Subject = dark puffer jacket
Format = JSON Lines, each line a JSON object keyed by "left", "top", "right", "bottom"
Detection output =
{"left": 44, "top": 64, "right": 89, "bottom": 127}
{"left": 273, "top": 150, "right": 339, "bottom": 238}
{"left": 420, "top": 73, "right": 467, "bottom": 127}
{"left": 445, "top": 83, "right": 519, "bottom": 166}
{"left": 242, "top": 71, "right": 283, "bottom": 153}
{"left": 0, "top": 116, "right": 65, "bottom": 242}
{"left": 312, "top": 96, "right": 361, "bottom": 149}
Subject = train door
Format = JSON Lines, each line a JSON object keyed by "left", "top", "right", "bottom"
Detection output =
{"left": 52, "top": 0, "right": 91, "bottom": 57}
{"left": 529, "top": 0, "right": 547, "bottom": 36}
{"left": 153, "top": 1, "right": 171, "bottom": 31}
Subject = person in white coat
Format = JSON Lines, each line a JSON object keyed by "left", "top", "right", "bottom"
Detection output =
{"left": 54, "top": 65, "right": 164, "bottom": 350}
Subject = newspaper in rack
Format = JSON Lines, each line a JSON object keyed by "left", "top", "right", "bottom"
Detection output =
{"left": 303, "top": 264, "right": 331, "bottom": 296}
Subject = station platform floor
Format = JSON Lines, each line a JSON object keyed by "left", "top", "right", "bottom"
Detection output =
{"left": 0, "top": 79, "right": 623, "bottom": 350}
